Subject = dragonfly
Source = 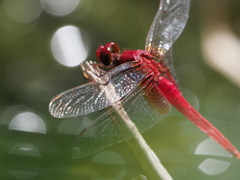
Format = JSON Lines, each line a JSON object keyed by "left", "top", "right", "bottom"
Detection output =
{"left": 49, "top": 0, "right": 240, "bottom": 159}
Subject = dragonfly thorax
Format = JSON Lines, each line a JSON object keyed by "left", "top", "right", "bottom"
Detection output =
{"left": 96, "top": 42, "right": 174, "bottom": 84}
{"left": 96, "top": 42, "right": 155, "bottom": 67}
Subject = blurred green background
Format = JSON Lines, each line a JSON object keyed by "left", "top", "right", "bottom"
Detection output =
{"left": 1, "top": 0, "right": 240, "bottom": 179}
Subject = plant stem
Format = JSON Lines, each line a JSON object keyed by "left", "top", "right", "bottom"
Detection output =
{"left": 82, "top": 61, "right": 172, "bottom": 180}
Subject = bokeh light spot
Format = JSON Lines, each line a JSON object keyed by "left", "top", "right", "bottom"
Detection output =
{"left": 3, "top": 0, "right": 42, "bottom": 23}
{"left": 40, "top": 0, "right": 80, "bottom": 16}
{"left": 51, "top": 25, "right": 89, "bottom": 67}
{"left": 195, "top": 138, "right": 232, "bottom": 158}
{"left": 9, "top": 112, "right": 46, "bottom": 134}
{"left": 9, "top": 170, "right": 38, "bottom": 180}
{"left": 0, "top": 12, "right": 39, "bottom": 34}
{"left": 1, "top": 105, "right": 31, "bottom": 125}
{"left": 8, "top": 143, "right": 41, "bottom": 157}
{"left": 198, "top": 158, "right": 231, "bottom": 175}
{"left": 201, "top": 26, "right": 240, "bottom": 88}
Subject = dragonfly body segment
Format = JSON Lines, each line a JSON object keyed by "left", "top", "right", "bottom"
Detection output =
{"left": 96, "top": 42, "right": 240, "bottom": 159}
{"left": 157, "top": 76, "right": 240, "bottom": 159}
{"left": 49, "top": 0, "right": 240, "bottom": 159}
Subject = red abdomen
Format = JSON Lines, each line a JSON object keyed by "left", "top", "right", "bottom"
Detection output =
{"left": 158, "top": 77, "right": 240, "bottom": 159}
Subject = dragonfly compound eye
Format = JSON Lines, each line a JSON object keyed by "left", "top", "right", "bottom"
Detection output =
{"left": 96, "top": 42, "right": 120, "bottom": 67}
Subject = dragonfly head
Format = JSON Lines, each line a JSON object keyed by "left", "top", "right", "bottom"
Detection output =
{"left": 96, "top": 42, "right": 120, "bottom": 67}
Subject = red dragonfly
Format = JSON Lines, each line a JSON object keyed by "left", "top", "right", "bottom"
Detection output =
{"left": 49, "top": 0, "right": 240, "bottom": 159}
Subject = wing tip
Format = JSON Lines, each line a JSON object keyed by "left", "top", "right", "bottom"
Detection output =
{"left": 49, "top": 93, "right": 67, "bottom": 118}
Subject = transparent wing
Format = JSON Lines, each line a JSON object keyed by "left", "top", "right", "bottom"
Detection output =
{"left": 145, "top": 0, "right": 190, "bottom": 55}
{"left": 49, "top": 63, "right": 147, "bottom": 118}
{"left": 72, "top": 83, "right": 171, "bottom": 158}
{"left": 161, "top": 47, "right": 178, "bottom": 84}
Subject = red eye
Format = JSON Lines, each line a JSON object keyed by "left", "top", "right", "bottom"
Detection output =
{"left": 96, "top": 45, "right": 104, "bottom": 60}
{"left": 96, "top": 42, "right": 120, "bottom": 66}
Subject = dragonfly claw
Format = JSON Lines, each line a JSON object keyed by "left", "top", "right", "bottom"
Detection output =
{"left": 81, "top": 61, "right": 110, "bottom": 85}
